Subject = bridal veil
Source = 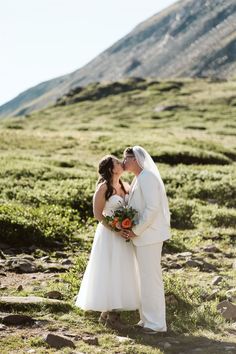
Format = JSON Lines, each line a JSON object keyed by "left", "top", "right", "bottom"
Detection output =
{"left": 133, "top": 146, "right": 170, "bottom": 226}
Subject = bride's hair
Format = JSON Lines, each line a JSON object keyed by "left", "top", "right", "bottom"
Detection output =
{"left": 97, "top": 155, "right": 126, "bottom": 200}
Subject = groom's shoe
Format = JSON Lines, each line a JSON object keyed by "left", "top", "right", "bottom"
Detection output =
{"left": 134, "top": 320, "right": 144, "bottom": 329}
{"left": 142, "top": 327, "right": 158, "bottom": 335}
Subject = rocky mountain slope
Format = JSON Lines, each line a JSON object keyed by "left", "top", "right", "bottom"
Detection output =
{"left": 1, "top": 0, "right": 236, "bottom": 117}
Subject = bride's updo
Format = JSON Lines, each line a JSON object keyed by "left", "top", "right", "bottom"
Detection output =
{"left": 97, "top": 155, "right": 126, "bottom": 200}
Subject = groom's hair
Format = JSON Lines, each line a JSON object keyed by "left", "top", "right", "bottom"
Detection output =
{"left": 124, "top": 147, "right": 134, "bottom": 156}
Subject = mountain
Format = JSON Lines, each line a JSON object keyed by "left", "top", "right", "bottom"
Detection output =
{"left": 1, "top": 0, "right": 236, "bottom": 118}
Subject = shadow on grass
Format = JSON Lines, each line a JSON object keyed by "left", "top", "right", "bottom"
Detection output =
{"left": 84, "top": 311, "right": 236, "bottom": 354}
{"left": 116, "top": 328, "right": 236, "bottom": 354}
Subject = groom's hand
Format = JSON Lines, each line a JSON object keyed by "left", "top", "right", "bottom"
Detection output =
{"left": 123, "top": 229, "right": 137, "bottom": 240}
{"left": 128, "top": 230, "right": 137, "bottom": 238}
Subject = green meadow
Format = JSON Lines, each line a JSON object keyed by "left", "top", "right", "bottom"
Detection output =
{"left": 0, "top": 78, "right": 236, "bottom": 353}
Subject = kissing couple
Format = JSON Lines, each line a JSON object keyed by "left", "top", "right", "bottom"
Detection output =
{"left": 75, "top": 146, "right": 171, "bottom": 334}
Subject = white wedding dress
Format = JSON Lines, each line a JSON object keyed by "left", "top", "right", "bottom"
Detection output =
{"left": 75, "top": 194, "right": 140, "bottom": 312}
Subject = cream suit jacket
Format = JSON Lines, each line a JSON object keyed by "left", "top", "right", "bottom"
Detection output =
{"left": 128, "top": 169, "right": 171, "bottom": 246}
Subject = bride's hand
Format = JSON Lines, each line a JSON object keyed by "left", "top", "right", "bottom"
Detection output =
{"left": 115, "top": 229, "right": 129, "bottom": 240}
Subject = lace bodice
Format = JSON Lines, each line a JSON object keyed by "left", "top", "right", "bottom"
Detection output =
{"left": 103, "top": 194, "right": 128, "bottom": 217}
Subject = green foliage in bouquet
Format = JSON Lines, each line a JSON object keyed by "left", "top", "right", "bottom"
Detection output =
{"left": 105, "top": 204, "right": 138, "bottom": 231}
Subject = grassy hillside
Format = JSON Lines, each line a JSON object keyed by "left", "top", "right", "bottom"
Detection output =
{"left": 1, "top": 0, "right": 236, "bottom": 118}
{"left": 0, "top": 78, "right": 236, "bottom": 353}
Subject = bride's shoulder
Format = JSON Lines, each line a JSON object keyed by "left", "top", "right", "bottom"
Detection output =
{"left": 95, "top": 181, "right": 107, "bottom": 194}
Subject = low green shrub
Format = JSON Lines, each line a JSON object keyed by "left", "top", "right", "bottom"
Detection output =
{"left": 183, "top": 180, "right": 236, "bottom": 208}
{"left": 153, "top": 148, "right": 231, "bottom": 165}
{"left": 163, "top": 166, "right": 236, "bottom": 208}
{"left": 0, "top": 203, "right": 81, "bottom": 246}
{"left": 170, "top": 198, "right": 197, "bottom": 229}
{"left": 0, "top": 173, "right": 95, "bottom": 220}
{"left": 208, "top": 206, "right": 236, "bottom": 228}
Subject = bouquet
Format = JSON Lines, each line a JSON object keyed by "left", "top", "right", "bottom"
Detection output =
{"left": 105, "top": 204, "right": 138, "bottom": 242}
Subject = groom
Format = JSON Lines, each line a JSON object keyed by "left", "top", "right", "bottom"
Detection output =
{"left": 123, "top": 146, "right": 171, "bottom": 334}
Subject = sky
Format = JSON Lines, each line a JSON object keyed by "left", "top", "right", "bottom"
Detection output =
{"left": 0, "top": 0, "right": 177, "bottom": 106}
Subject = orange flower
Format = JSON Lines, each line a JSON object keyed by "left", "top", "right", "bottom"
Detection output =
{"left": 121, "top": 218, "right": 132, "bottom": 229}
{"left": 111, "top": 217, "right": 119, "bottom": 228}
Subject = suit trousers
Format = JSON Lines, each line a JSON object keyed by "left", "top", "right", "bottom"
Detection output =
{"left": 134, "top": 242, "right": 167, "bottom": 331}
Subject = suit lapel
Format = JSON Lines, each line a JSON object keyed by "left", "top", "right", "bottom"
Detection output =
{"left": 128, "top": 178, "right": 137, "bottom": 205}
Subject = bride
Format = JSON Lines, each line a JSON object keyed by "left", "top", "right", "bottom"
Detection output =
{"left": 75, "top": 155, "right": 140, "bottom": 326}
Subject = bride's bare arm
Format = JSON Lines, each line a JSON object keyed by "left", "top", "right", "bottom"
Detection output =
{"left": 93, "top": 183, "right": 127, "bottom": 239}
{"left": 93, "top": 183, "right": 107, "bottom": 222}
{"left": 93, "top": 184, "right": 116, "bottom": 232}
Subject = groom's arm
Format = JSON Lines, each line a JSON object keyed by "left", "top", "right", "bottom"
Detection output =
{"left": 132, "top": 171, "right": 161, "bottom": 236}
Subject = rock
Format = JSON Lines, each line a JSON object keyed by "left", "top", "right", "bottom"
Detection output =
{"left": 185, "top": 259, "right": 203, "bottom": 268}
{"left": 21, "top": 255, "right": 36, "bottom": 261}
{"left": 52, "top": 241, "right": 64, "bottom": 247}
{"left": 226, "top": 289, "right": 236, "bottom": 303}
{"left": 206, "top": 289, "right": 220, "bottom": 300}
{"left": 62, "top": 332, "right": 81, "bottom": 338}
{"left": 0, "top": 286, "right": 7, "bottom": 290}
{"left": 226, "top": 253, "right": 235, "bottom": 259}
{"left": 17, "top": 260, "right": 37, "bottom": 273}
{"left": 54, "top": 251, "right": 67, "bottom": 258}
{"left": 0, "top": 250, "right": 6, "bottom": 259}
{"left": 202, "top": 260, "right": 217, "bottom": 272}
{"left": 82, "top": 335, "right": 99, "bottom": 345}
{"left": 169, "top": 262, "right": 182, "bottom": 269}
{"left": 116, "top": 336, "right": 133, "bottom": 343}
{"left": 207, "top": 253, "right": 217, "bottom": 259}
{"left": 154, "top": 104, "right": 187, "bottom": 112}
{"left": 45, "top": 333, "right": 76, "bottom": 349}
{"left": 2, "top": 314, "right": 34, "bottom": 326}
{"left": 40, "top": 256, "right": 50, "bottom": 262}
{"left": 0, "top": 260, "right": 6, "bottom": 268}
{"left": 48, "top": 274, "right": 60, "bottom": 279}
{"left": 212, "top": 276, "right": 223, "bottom": 285}
{"left": 0, "top": 324, "right": 7, "bottom": 330}
{"left": 43, "top": 263, "right": 69, "bottom": 272}
{"left": 61, "top": 259, "right": 73, "bottom": 265}
{"left": 0, "top": 296, "right": 71, "bottom": 312}
{"left": 184, "top": 258, "right": 216, "bottom": 272}
{"left": 163, "top": 342, "right": 172, "bottom": 349}
{"left": 45, "top": 291, "right": 63, "bottom": 300}
{"left": 176, "top": 252, "right": 192, "bottom": 258}
{"left": 9, "top": 258, "right": 37, "bottom": 273}
{"left": 203, "top": 245, "right": 220, "bottom": 253}
{"left": 217, "top": 300, "right": 236, "bottom": 320}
